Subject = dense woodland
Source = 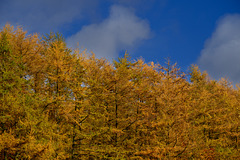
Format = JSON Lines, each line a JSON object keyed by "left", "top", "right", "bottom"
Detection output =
{"left": 0, "top": 24, "right": 240, "bottom": 159}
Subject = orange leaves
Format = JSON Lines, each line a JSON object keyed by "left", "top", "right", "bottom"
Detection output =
{"left": 1, "top": 24, "right": 240, "bottom": 159}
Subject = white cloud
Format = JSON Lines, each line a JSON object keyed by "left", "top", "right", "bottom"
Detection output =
{"left": 0, "top": 0, "right": 98, "bottom": 33}
{"left": 66, "top": 5, "right": 151, "bottom": 59}
{"left": 198, "top": 14, "right": 240, "bottom": 84}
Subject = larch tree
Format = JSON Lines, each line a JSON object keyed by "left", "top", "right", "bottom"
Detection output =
{"left": 1, "top": 24, "right": 240, "bottom": 159}
{"left": 0, "top": 24, "right": 52, "bottom": 159}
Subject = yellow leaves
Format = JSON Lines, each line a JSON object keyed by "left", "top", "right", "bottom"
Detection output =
{"left": 134, "top": 147, "right": 165, "bottom": 159}
{"left": 189, "top": 64, "right": 209, "bottom": 85}
{"left": 111, "top": 128, "right": 124, "bottom": 134}
{"left": 0, "top": 130, "right": 20, "bottom": 151}
{"left": 2, "top": 24, "right": 240, "bottom": 159}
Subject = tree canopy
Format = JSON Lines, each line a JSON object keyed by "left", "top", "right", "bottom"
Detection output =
{"left": 1, "top": 24, "right": 240, "bottom": 159}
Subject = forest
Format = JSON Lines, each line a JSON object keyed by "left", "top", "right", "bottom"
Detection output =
{"left": 0, "top": 24, "right": 240, "bottom": 159}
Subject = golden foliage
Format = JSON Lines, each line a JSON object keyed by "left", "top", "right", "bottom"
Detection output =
{"left": 0, "top": 24, "right": 240, "bottom": 159}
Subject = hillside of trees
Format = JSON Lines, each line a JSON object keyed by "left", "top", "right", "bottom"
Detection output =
{"left": 0, "top": 24, "right": 240, "bottom": 159}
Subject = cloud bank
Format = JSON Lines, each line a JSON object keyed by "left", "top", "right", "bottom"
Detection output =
{"left": 198, "top": 14, "right": 240, "bottom": 84}
{"left": 66, "top": 5, "right": 151, "bottom": 59}
{"left": 0, "top": 0, "right": 97, "bottom": 33}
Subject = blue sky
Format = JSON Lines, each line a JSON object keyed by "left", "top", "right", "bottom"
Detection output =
{"left": 0, "top": 0, "right": 240, "bottom": 83}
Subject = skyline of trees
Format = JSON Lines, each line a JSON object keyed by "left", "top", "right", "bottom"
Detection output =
{"left": 0, "top": 24, "right": 240, "bottom": 159}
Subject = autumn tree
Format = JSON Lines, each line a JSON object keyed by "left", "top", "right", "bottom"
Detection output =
{"left": 1, "top": 24, "right": 240, "bottom": 159}
{"left": 0, "top": 24, "right": 52, "bottom": 159}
